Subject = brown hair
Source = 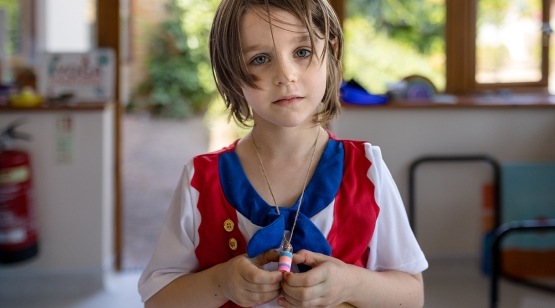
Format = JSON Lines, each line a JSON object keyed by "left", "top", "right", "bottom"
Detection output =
{"left": 209, "top": 0, "right": 343, "bottom": 126}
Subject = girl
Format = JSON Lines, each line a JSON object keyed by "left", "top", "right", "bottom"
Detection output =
{"left": 139, "top": 0, "right": 428, "bottom": 307}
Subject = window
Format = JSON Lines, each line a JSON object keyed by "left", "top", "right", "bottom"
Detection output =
{"left": 339, "top": 0, "right": 445, "bottom": 94}
{"left": 448, "top": 0, "right": 550, "bottom": 94}
{"left": 0, "top": 0, "right": 20, "bottom": 82}
{"left": 42, "top": 0, "right": 95, "bottom": 52}
{"left": 331, "top": 0, "right": 553, "bottom": 95}
{"left": 476, "top": 0, "right": 544, "bottom": 84}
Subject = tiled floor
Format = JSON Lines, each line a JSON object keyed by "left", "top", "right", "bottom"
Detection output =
{"left": 1, "top": 259, "right": 554, "bottom": 307}
{"left": 425, "top": 258, "right": 555, "bottom": 308}
{"left": 0, "top": 270, "right": 144, "bottom": 308}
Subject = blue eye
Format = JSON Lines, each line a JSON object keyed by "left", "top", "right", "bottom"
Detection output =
{"left": 296, "top": 49, "right": 311, "bottom": 58}
{"left": 252, "top": 55, "right": 269, "bottom": 65}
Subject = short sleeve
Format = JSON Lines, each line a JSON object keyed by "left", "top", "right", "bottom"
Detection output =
{"left": 137, "top": 162, "right": 201, "bottom": 302}
{"left": 365, "top": 144, "right": 428, "bottom": 274}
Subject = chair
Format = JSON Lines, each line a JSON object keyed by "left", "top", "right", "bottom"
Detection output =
{"left": 408, "top": 156, "right": 555, "bottom": 308}
{"left": 489, "top": 162, "right": 555, "bottom": 308}
{"left": 408, "top": 154, "right": 501, "bottom": 235}
{"left": 490, "top": 219, "right": 555, "bottom": 308}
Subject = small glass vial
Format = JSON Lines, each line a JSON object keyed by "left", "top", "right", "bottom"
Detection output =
{"left": 278, "top": 243, "right": 293, "bottom": 272}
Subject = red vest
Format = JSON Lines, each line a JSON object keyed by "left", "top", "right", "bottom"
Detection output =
{"left": 192, "top": 140, "right": 379, "bottom": 307}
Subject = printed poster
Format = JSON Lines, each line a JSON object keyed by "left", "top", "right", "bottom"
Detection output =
{"left": 38, "top": 49, "right": 115, "bottom": 102}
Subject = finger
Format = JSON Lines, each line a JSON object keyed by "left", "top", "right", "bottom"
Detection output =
{"left": 279, "top": 289, "right": 320, "bottom": 307}
{"left": 243, "top": 288, "right": 282, "bottom": 306}
{"left": 241, "top": 256, "right": 283, "bottom": 286}
{"left": 243, "top": 275, "right": 283, "bottom": 294}
{"left": 278, "top": 292, "right": 302, "bottom": 307}
{"left": 282, "top": 268, "right": 326, "bottom": 292}
{"left": 251, "top": 249, "right": 280, "bottom": 267}
{"left": 235, "top": 269, "right": 282, "bottom": 305}
{"left": 292, "top": 249, "right": 327, "bottom": 267}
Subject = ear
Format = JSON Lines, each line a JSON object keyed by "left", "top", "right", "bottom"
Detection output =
{"left": 329, "top": 37, "right": 338, "bottom": 58}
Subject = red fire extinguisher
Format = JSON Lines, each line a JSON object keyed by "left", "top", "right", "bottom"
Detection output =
{"left": 0, "top": 119, "right": 39, "bottom": 263}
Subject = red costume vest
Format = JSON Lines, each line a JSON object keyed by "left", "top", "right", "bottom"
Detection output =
{"left": 192, "top": 138, "right": 379, "bottom": 307}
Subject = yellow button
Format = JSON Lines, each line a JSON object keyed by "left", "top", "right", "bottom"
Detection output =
{"left": 229, "top": 238, "right": 238, "bottom": 250}
{"left": 223, "top": 219, "right": 234, "bottom": 232}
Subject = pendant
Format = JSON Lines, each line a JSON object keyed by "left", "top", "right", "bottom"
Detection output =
{"left": 278, "top": 242, "right": 293, "bottom": 272}
{"left": 277, "top": 231, "right": 293, "bottom": 272}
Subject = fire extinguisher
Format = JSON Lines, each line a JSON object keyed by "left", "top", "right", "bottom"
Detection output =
{"left": 0, "top": 119, "right": 39, "bottom": 264}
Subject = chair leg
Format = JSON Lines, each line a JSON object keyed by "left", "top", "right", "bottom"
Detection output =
{"left": 490, "top": 219, "right": 555, "bottom": 308}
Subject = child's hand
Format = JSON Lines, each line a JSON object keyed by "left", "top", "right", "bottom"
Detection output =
{"left": 278, "top": 249, "right": 355, "bottom": 307}
{"left": 219, "top": 250, "right": 283, "bottom": 307}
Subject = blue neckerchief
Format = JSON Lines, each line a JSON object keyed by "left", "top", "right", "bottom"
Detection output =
{"left": 219, "top": 138, "right": 344, "bottom": 261}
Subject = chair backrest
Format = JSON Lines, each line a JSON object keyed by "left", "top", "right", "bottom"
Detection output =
{"left": 502, "top": 163, "right": 555, "bottom": 226}
{"left": 500, "top": 163, "right": 555, "bottom": 277}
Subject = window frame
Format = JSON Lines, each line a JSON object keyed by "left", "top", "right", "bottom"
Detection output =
{"left": 447, "top": 0, "right": 551, "bottom": 94}
{"left": 330, "top": 0, "right": 552, "bottom": 95}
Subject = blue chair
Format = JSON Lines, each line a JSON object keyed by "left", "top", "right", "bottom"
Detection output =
{"left": 408, "top": 157, "right": 555, "bottom": 308}
{"left": 490, "top": 219, "right": 555, "bottom": 308}
{"left": 489, "top": 163, "right": 555, "bottom": 308}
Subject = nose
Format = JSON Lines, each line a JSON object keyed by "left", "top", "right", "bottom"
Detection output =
{"left": 273, "top": 55, "right": 298, "bottom": 86}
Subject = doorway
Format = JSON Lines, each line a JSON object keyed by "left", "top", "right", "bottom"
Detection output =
{"left": 121, "top": 114, "right": 209, "bottom": 269}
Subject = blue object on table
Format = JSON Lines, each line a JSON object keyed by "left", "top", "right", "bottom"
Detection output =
{"left": 340, "top": 79, "right": 389, "bottom": 106}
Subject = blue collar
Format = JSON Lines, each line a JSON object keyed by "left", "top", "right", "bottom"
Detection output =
{"left": 219, "top": 138, "right": 344, "bottom": 258}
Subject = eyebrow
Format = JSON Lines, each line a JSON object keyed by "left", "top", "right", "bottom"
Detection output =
{"left": 242, "top": 33, "right": 312, "bottom": 56}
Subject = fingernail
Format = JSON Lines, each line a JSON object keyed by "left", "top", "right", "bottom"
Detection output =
{"left": 277, "top": 297, "right": 285, "bottom": 306}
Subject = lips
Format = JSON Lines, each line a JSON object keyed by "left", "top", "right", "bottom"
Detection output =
{"left": 273, "top": 96, "right": 303, "bottom": 104}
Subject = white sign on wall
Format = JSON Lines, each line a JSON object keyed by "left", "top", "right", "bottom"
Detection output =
{"left": 38, "top": 49, "right": 115, "bottom": 102}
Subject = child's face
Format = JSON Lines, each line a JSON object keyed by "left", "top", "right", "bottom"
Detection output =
{"left": 240, "top": 6, "right": 328, "bottom": 128}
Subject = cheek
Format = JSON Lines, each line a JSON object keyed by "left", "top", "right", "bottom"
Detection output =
{"left": 241, "top": 87, "right": 253, "bottom": 102}
{"left": 311, "top": 64, "right": 328, "bottom": 94}
{"left": 241, "top": 86, "right": 261, "bottom": 107}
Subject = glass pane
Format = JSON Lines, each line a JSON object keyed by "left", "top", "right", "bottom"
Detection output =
{"left": 476, "top": 0, "right": 543, "bottom": 84}
{"left": 44, "top": 0, "right": 95, "bottom": 52}
{"left": 343, "top": 0, "right": 445, "bottom": 94}
{"left": 0, "top": 0, "right": 19, "bottom": 82}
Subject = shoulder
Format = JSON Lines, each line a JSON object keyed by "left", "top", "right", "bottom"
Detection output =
{"left": 192, "top": 140, "right": 238, "bottom": 166}
{"left": 328, "top": 132, "right": 383, "bottom": 160}
{"left": 187, "top": 141, "right": 239, "bottom": 187}
{"left": 328, "top": 131, "right": 373, "bottom": 148}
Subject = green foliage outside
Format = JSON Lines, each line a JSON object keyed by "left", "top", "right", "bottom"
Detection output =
{"left": 343, "top": 16, "right": 445, "bottom": 94}
{"left": 344, "top": 0, "right": 446, "bottom": 94}
{"left": 477, "top": 0, "right": 539, "bottom": 26}
{"left": 0, "top": 1, "right": 20, "bottom": 84}
{"left": 0, "top": 1, "right": 20, "bottom": 56}
{"left": 348, "top": 0, "right": 444, "bottom": 54}
{"left": 130, "top": 0, "right": 219, "bottom": 118}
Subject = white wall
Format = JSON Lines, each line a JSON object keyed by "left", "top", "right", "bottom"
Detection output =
{"left": 333, "top": 106, "right": 555, "bottom": 259}
{"left": 0, "top": 106, "right": 114, "bottom": 295}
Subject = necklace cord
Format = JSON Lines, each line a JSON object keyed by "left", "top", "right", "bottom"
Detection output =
{"left": 251, "top": 128, "right": 321, "bottom": 246}
{"left": 252, "top": 136, "right": 281, "bottom": 215}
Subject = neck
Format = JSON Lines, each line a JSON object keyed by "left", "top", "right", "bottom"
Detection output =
{"left": 250, "top": 125, "right": 324, "bottom": 160}
{"left": 251, "top": 124, "right": 321, "bottom": 219}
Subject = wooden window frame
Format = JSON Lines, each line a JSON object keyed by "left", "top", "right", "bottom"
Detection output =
{"left": 97, "top": 0, "right": 123, "bottom": 270}
{"left": 448, "top": 0, "right": 551, "bottom": 94}
{"left": 330, "top": 0, "right": 552, "bottom": 95}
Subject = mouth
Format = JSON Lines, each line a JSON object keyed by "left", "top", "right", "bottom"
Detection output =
{"left": 273, "top": 96, "right": 304, "bottom": 105}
